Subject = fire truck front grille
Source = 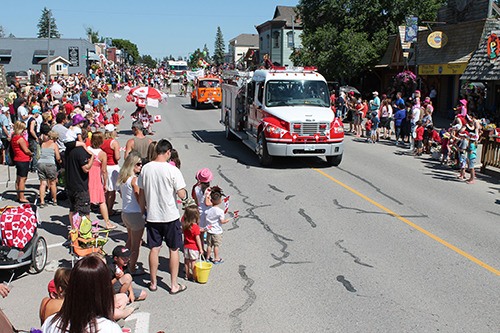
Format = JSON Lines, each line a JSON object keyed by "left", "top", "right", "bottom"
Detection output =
{"left": 291, "top": 122, "right": 328, "bottom": 136}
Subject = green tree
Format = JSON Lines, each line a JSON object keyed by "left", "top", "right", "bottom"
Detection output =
{"left": 213, "top": 26, "right": 225, "bottom": 65}
{"left": 140, "top": 55, "right": 157, "bottom": 68}
{"left": 187, "top": 48, "right": 207, "bottom": 68}
{"left": 112, "top": 39, "right": 139, "bottom": 64}
{"left": 202, "top": 44, "right": 211, "bottom": 61}
{"left": 37, "top": 7, "right": 61, "bottom": 38}
{"left": 85, "top": 27, "right": 100, "bottom": 43}
{"left": 295, "top": 0, "right": 445, "bottom": 82}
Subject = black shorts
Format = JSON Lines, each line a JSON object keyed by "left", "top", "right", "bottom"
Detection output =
{"left": 68, "top": 190, "right": 90, "bottom": 215}
{"left": 415, "top": 140, "right": 423, "bottom": 148}
{"left": 15, "top": 161, "right": 30, "bottom": 178}
{"left": 146, "top": 219, "right": 183, "bottom": 250}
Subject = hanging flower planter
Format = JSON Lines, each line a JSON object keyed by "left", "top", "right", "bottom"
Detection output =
{"left": 393, "top": 70, "right": 417, "bottom": 97}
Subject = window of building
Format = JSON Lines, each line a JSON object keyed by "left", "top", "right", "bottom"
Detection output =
{"left": 56, "top": 64, "right": 62, "bottom": 72}
{"left": 287, "top": 32, "right": 294, "bottom": 48}
{"left": 273, "top": 31, "right": 280, "bottom": 48}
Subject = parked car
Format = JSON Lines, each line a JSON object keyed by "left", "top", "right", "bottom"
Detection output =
{"left": 5, "top": 71, "right": 29, "bottom": 86}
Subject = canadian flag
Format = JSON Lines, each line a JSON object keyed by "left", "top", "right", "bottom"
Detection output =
{"left": 223, "top": 196, "right": 230, "bottom": 214}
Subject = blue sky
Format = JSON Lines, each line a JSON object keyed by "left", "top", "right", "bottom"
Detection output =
{"left": 1, "top": 0, "right": 299, "bottom": 59}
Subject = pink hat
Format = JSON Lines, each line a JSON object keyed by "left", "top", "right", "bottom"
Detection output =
{"left": 196, "top": 168, "right": 213, "bottom": 183}
{"left": 424, "top": 97, "right": 431, "bottom": 102}
{"left": 460, "top": 99, "right": 467, "bottom": 106}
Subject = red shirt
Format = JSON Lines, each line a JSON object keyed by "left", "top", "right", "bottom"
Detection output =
{"left": 100, "top": 138, "right": 118, "bottom": 165}
{"left": 415, "top": 126, "right": 425, "bottom": 140}
{"left": 11, "top": 135, "right": 31, "bottom": 162}
{"left": 429, "top": 130, "right": 441, "bottom": 144}
{"left": 183, "top": 223, "right": 201, "bottom": 250}
{"left": 64, "top": 103, "right": 74, "bottom": 115}
{"left": 365, "top": 120, "right": 372, "bottom": 131}
{"left": 112, "top": 113, "right": 120, "bottom": 125}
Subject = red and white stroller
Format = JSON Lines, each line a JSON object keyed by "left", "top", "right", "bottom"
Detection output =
{"left": 0, "top": 190, "right": 47, "bottom": 274}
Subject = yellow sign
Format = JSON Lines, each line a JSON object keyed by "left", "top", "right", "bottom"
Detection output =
{"left": 418, "top": 63, "right": 468, "bottom": 75}
{"left": 427, "top": 31, "right": 448, "bottom": 49}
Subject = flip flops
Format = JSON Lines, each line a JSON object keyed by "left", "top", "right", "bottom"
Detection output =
{"left": 169, "top": 284, "right": 187, "bottom": 295}
{"left": 148, "top": 283, "right": 157, "bottom": 292}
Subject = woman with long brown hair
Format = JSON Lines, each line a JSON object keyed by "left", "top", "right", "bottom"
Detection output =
{"left": 41, "top": 255, "right": 121, "bottom": 332}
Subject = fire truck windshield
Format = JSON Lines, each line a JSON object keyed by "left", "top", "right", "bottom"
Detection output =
{"left": 265, "top": 80, "right": 330, "bottom": 107}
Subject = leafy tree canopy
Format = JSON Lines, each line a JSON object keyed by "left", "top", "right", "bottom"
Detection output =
{"left": 85, "top": 27, "right": 102, "bottom": 44}
{"left": 37, "top": 7, "right": 61, "bottom": 38}
{"left": 112, "top": 39, "right": 139, "bottom": 64}
{"left": 140, "top": 54, "right": 157, "bottom": 68}
{"left": 294, "top": 0, "right": 445, "bottom": 82}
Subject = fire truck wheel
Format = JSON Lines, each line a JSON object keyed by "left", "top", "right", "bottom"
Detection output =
{"left": 326, "top": 154, "right": 342, "bottom": 166}
{"left": 257, "top": 133, "right": 273, "bottom": 166}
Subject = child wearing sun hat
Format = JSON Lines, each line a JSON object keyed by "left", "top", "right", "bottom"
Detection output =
{"left": 191, "top": 168, "right": 214, "bottom": 251}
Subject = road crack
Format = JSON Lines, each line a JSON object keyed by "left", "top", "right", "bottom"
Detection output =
{"left": 229, "top": 265, "right": 256, "bottom": 333}
{"left": 337, "top": 167, "right": 404, "bottom": 205}
{"left": 217, "top": 166, "right": 309, "bottom": 268}
{"left": 298, "top": 208, "right": 317, "bottom": 228}
{"left": 335, "top": 240, "right": 373, "bottom": 268}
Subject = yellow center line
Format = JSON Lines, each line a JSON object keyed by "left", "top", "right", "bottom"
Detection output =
{"left": 313, "top": 168, "right": 500, "bottom": 276}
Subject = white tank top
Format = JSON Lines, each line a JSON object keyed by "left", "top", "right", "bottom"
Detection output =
{"left": 120, "top": 176, "right": 141, "bottom": 213}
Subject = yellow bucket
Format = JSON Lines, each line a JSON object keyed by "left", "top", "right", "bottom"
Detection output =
{"left": 194, "top": 261, "right": 213, "bottom": 284}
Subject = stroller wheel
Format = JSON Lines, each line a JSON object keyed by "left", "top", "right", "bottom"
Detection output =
{"left": 29, "top": 236, "right": 48, "bottom": 274}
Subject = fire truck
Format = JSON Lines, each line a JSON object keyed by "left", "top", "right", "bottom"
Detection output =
{"left": 221, "top": 67, "right": 344, "bottom": 166}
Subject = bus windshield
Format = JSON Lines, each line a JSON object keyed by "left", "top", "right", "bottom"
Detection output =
{"left": 265, "top": 80, "right": 330, "bottom": 107}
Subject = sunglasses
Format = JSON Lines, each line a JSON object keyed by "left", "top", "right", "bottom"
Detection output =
{"left": 135, "top": 163, "right": 143, "bottom": 167}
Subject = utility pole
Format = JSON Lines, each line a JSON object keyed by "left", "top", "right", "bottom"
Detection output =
{"left": 47, "top": 9, "right": 51, "bottom": 82}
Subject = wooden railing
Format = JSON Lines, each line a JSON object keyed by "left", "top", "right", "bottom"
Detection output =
{"left": 481, "top": 136, "right": 500, "bottom": 173}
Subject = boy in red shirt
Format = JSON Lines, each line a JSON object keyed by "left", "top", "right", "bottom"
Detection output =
{"left": 414, "top": 120, "right": 424, "bottom": 156}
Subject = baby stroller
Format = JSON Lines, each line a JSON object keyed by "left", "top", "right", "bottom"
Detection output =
{"left": 69, "top": 213, "right": 110, "bottom": 265}
{"left": 0, "top": 190, "right": 47, "bottom": 274}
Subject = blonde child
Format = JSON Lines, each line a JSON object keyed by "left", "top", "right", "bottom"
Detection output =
{"left": 203, "top": 186, "right": 230, "bottom": 264}
{"left": 181, "top": 200, "right": 204, "bottom": 281}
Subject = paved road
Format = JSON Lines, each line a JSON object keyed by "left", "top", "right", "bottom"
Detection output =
{"left": 1, "top": 85, "right": 499, "bottom": 332}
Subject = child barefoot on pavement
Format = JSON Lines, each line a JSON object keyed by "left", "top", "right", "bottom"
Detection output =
{"left": 202, "top": 186, "right": 230, "bottom": 264}
{"left": 181, "top": 200, "right": 204, "bottom": 281}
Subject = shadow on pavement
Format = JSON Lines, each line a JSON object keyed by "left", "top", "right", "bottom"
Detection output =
{"left": 192, "top": 129, "right": 336, "bottom": 170}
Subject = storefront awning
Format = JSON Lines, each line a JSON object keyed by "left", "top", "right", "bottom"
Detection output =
{"left": 0, "top": 49, "right": 12, "bottom": 57}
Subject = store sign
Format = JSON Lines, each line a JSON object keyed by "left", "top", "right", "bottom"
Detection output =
{"left": 418, "top": 63, "right": 467, "bottom": 75}
{"left": 486, "top": 33, "right": 500, "bottom": 62}
{"left": 68, "top": 47, "right": 79, "bottom": 67}
{"left": 427, "top": 31, "right": 448, "bottom": 49}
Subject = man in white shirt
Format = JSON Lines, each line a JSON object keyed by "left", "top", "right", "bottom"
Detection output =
{"left": 17, "top": 100, "right": 29, "bottom": 123}
{"left": 138, "top": 139, "right": 188, "bottom": 295}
